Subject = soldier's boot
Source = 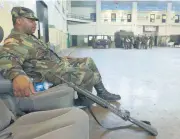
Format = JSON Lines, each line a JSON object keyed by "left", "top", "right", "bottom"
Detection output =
{"left": 94, "top": 81, "right": 121, "bottom": 101}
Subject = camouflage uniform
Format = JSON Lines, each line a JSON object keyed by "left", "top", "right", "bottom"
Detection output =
{"left": 0, "top": 29, "right": 101, "bottom": 91}
{"left": 0, "top": 7, "right": 101, "bottom": 92}
{"left": 0, "top": 7, "right": 120, "bottom": 104}
{"left": 149, "top": 36, "right": 153, "bottom": 49}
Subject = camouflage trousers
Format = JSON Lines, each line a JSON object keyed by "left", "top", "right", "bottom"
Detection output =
{"left": 45, "top": 57, "right": 101, "bottom": 91}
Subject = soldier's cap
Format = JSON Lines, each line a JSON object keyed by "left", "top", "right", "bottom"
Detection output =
{"left": 11, "top": 7, "right": 38, "bottom": 21}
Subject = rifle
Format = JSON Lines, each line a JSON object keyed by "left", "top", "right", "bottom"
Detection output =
{"left": 55, "top": 75, "right": 158, "bottom": 136}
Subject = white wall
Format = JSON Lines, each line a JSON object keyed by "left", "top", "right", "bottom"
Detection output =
{"left": 69, "top": 22, "right": 180, "bottom": 36}
{"left": 0, "top": 0, "right": 28, "bottom": 44}
{"left": 169, "top": 25, "right": 180, "bottom": 35}
{"left": 67, "top": 0, "right": 71, "bottom": 14}
{"left": 43, "top": 0, "right": 68, "bottom": 49}
{"left": 0, "top": 0, "right": 69, "bottom": 48}
{"left": 45, "top": 0, "right": 67, "bottom": 32}
{"left": 97, "top": 24, "right": 133, "bottom": 35}
{"left": 0, "top": 0, "right": 68, "bottom": 34}
{"left": 68, "top": 23, "right": 133, "bottom": 35}
{"left": 68, "top": 23, "right": 96, "bottom": 35}
{"left": 71, "top": 7, "right": 95, "bottom": 18}
{"left": 137, "top": 11, "right": 166, "bottom": 25}
{"left": 69, "top": 1, "right": 180, "bottom": 37}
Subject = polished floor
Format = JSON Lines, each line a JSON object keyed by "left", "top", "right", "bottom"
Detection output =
{"left": 63, "top": 47, "right": 180, "bottom": 139}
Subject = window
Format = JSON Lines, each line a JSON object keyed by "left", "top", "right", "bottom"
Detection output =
{"left": 90, "top": 13, "right": 96, "bottom": 22}
{"left": 150, "top": 14, "right": 155, "bottom": 23}
{"left": 175, "top": 15, "right": 179, "bottom": 23}
{"left": 127, "top": 14, "right": 131, "bottom": 22}
{"left": 111, "top": 13, "right": 116, "bottom": 22}
{"left": 162, "top": 14, "right": 166, "bottom": 23}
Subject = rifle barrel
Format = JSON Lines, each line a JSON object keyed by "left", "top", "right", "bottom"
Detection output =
{"left": 56, "top": 75, "right": 158, "bottom": 136}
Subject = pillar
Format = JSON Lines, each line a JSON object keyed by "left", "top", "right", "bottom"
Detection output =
{"left": 96, "top": 0, "right": 101, "bottom": 35}
{"left": 132, "top": 2, "right": 137, "bottom": 35}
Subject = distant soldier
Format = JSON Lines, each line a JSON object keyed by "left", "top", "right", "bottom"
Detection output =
{"left": 149, "top": 35, "right": 154, "bottom": 49}
{"left": 136, "top": 35, "right": 141, "bottom": 49}
{"left": 121, "top": 37, "right": 124, "bottom": 48}
{"left": 142, "top": 34, "right": 148, "bottom": 49}
{"left": 124, "top": 37, "right": 129, "bottom": 49}
{"left": 130, "top": 36, "right": 134, "bottom": 49}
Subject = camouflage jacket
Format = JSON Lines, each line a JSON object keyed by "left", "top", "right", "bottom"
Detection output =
{"left": 0, "top": 29, "right": 61, "bottom": 81}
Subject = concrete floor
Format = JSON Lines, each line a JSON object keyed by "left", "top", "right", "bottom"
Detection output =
{"left": 63, "top": 47, "right": 180, "bottom": 139}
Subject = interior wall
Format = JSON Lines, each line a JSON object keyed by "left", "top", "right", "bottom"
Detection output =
{"left": 69, "top": 23, "right": 133, "bottom": 36}
{"left": 169, "top": 26, "right": 180, "bottom": 35}
{"left": 69, "top": 23, "right": 180, "bottom": 36}
{"left": 69, "top": 1, "right": 180, "bottom": 37}
{"left": 71, "top": 7, "right": 95, "bottom": 18}
{"left": 77, "top": 35, "right": 88, "bottom": 47}
{"left": 137, "top": 11, "right": 167, "bottom": 25}
{"left": 0, "top": 0, "right": 68, "bottom": 49}
{"left": 0, "top": 1, "right": 13, "bottom": 45}
{"left": 68, "top": 23, "right": 96, "bottom": 35}
{"left": 101, "top": 10, "right": 132, "bottom": 23}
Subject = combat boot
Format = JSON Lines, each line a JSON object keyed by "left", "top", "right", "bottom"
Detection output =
{"left": 94, "top": 82, "right": 121, "bottom": 101}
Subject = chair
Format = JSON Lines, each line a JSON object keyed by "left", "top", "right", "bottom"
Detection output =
{"left": 0, "top": 26, "right": 74, "bottom": 115}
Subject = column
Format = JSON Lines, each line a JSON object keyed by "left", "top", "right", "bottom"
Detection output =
{"left": 96, "top": 0, "right": 101, "bottom": 35}
{"left": 67, "top": 0, "right": 71, "bottom": 14}
{"left": 166, "top": 2, "right": 172, "bottom": 36}
{"left": 132, "top": 2, "right": 137, "bottom": 35}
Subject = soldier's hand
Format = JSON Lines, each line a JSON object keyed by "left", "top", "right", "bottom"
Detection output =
{"left": 13, "top": 75, "right": 35, "bottom": 97}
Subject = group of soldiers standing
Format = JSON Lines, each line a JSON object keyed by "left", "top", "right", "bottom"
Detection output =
{"left": 120, "top": 34, "right": 154, "bottom": 49}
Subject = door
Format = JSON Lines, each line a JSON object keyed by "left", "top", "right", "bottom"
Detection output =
{"left": 72, "top": 35, "right": 77, "bottom": 46}
{"left": 90, "top": 13, "right": 96, "bottom": 22}
{"left": 36, "top": 1, "right": 49, "bottom": 43}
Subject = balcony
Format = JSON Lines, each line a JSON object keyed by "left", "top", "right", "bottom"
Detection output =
{"left": 67, "top": 13, "right": 93, "bottom": 24}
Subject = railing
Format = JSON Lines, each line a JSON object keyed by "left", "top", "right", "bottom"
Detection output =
{"left": 67, "top": 13, "right": 93, "bottom": 21}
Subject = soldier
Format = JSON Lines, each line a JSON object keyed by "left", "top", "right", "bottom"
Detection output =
{"left": 144, "top": 34, "right": 149, "bottom": 49}
{"left": 0, "top": 7, "right": 120, "bottom": 107}
{"left": 136, "top": 34, "right": 141, "bottom": 49}
{"left": 124, "top": 36, "right": 128, "bottom": 49}
{"left": 149, "top": 35, "right": 153, "bottom": 49}
{"left": 130, "top": 36, "right": 134, "bottom": 49}
{"left": 142, "top": 34, "right": 147, "bottom": 49}
{"left": 121, "top": 37, "right": 124, "bottom": 48}
{"left": 126, "top": 36, "right": 130, "bottom": 49}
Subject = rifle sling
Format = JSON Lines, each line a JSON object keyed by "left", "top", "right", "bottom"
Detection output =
{"left": 87, "top": 105, "right": 134, "bottom": 130}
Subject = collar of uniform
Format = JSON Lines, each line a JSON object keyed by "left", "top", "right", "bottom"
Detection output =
{"left": 11, "top": 28, "right": 30, "bottom": 38}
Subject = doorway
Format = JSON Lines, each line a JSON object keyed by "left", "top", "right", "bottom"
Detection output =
{"left": 72, "top": 35, "right": 77, "bottom": 46}
{"left": 36, "top": 1, "right": 49, "bottom": 43}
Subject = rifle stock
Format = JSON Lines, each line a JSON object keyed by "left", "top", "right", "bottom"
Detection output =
{"left": 56, "top": 75, "right": 158, "bottom": 136}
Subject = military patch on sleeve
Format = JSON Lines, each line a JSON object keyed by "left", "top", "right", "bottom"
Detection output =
{"left": 4, "top": 38, "right": 19, "bottom": 45}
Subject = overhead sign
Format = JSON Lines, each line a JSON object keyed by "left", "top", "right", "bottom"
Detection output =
{"left": 143, "top": 26, "right": 158, "bottom": 32}
{"left": 101, "top": 1, "right": 132, "bottom": 11}
{"left": 137, "top": 2, "right": 167, "bottom": 11}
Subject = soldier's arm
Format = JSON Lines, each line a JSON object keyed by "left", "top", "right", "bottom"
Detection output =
{"left": 0, "top": 40, "right": 28, "bottom": 80}
{"left": 0, "top": 38, "right": 35, "bottom": 97}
